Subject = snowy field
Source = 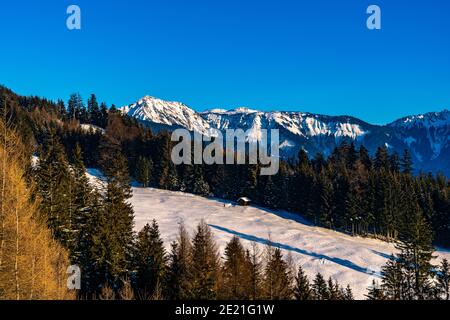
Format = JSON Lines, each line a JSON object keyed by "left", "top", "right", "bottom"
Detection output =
{"left": 87, "top": 169, "right": 450, "bottom": 299}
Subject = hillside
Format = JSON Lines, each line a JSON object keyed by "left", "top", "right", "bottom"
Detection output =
{"left": 86, "top": 169, "right": 450, "bottom": 299}
{"left": 127, "top": 186, "right": 450, "bottom": 299}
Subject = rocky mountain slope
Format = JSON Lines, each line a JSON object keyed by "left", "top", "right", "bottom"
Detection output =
{"left": 120, "top": 96, "right": 450, "bottom": 175}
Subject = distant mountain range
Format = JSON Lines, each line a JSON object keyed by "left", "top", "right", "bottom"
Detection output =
{"left": 120, "top": 96, "right": 450, "bottom": 176}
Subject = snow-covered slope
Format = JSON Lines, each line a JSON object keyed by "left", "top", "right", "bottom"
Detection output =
{"left": 86, "top": 166, "right": 449, "bottom": 299}
{"left": 80, "top": 123, "right": 105, "bottom": 134}
{"left": 129, "top": 186, "right": 450, "bottom": 300}
{"left": 120, "top": 96, "right": 450, "bottom": 175}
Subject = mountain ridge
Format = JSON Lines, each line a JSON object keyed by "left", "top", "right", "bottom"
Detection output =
{"left": 120, "top": 96, "right": 450, "bottom": 175}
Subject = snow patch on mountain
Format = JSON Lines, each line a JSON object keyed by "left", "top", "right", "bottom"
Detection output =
{"left": 390, "top": 109, "right": 450, "bottom": 129}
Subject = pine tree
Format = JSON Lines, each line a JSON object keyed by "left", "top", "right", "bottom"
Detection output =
{"left": 381, "top": 255, "right": 405, "bottom": 300}
{"left": 87, "top": 94, "right": 100, "bottom": 125}
{"left": 136, "top": 156, "right": 152, "bottom": 187}
{"left": 312, "top": 273, "right": 328, "bottom": 300}
{"left": 79, "top": 189, "right": 103, "bottom": 297}
{"left": 242, "top": 164, "right": 258, "bottom": 200}
{"left": 165, "top": 224, "right": 193, "bottom": 300}
{"left": 57, "top": 99, "right": 67, "bottom": 119}
{"left": 221, "top": 236, "right": 250, "bottom": 299}
{"left": 67, "top": 93, "right": 85, "bottom": 121}
{"left": 99, "top": 102, "right": 109, "bottom": 128}
{"left": 396, "top": 193, "right": 435, "bottom": 299}
{"left": 359, "top": 145, "right": 372, "bottom": 170}
{"left": 343, "top": 285, "right": 354, "bottom": 300}
{"left": 401, "top": 149, "right": 413, "bottom": 175}
{"left": 437, "top": 258, "right": 450, "bottom": 300}
{"left": 389, "top": 152, "right": 400, "bottom": 173}
{"left": 166, "top": 161, "right": 180, "bottom": 191}
{"left": 135, "top": 220, "right": 167, "bottom": 299}
{"left": 193, "top": 166, "right": 210, "bottom": 196}
{"left": 374, "top": 146, "right": 389, "bottom": 171}
{"left": 316, "top": 171, "right": 333, "bottom": 228}
{"left": 261, "top": 175, "right": 278, "bottom": 209}
{"left": 68, "top": 144, "right": 104, "bottom": 297}
{"left": 347, "top": 142, "right": 358, "bottom": 168}
{"left": 34, "top": 130, "right": 74, "bottom": 247}
{"left": 293, "top": 265, "right": 311, "bottom": 300}
{"left": 98, "top": 149, "right": 135, "bottom": 290}
{"left": 365, "top": 280, "right": 385, "bottom": 300}
{"left": 153, "top": 132, "right": 171, "bottom": 188}
{"left": 191, "top": 221, "right": 220, "bottom": 299}
{"left": 327, "top": 277, "right": 341, "bottom": 300}
{"left": 247, "top": 242, "right": 263, "bottom": 300}
{"left": 263, "top": 247, "right": 292, "bottom": 300}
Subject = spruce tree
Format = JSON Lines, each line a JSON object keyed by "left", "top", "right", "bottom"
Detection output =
{"left": 136, "top": 156, "right": 152, "bottom": 187}
{"left": 165, "top": 224, "right": 193, "bottom": 300}
{"left": 327, "top": 277, "right": 341, "bottom": 300}
{"left": 365, "top": 280, "right": 385, "bottom": 300}
{"left": 247, "top": 242, "right": 263, "bottom": 300}
{"left": 99, "top": 102, "right": 109, "bottom": 128}
{"left": 293, "top": 265, "right": 311, "bottom": 300}
{"left": 221, "top": 236, "right": 250, "bottom": 299}
{"left": 396, "top": 192, "right": 435, "bottom": 299}
{"left": 312, "top": 273, "right": 328, "bottom": 300}
{"left": 193, "top": 165, "right": 210, "bottom": 196}
{"left": 401, "top": 149, "right": 413, "bottom": 175}
{"left": 166, "top": 161, "right": 180, "bottom": 191}
{"left": 359, "top": 145, "right": 372, "bottom": 170}
{"left": 70, "top": 144, "right": 95, "bottom": 262}
{"left": 67, "top": 93, "right": 85, "bottom": 121}
{"left": 67, "top": 144, "right": 105, "bottom": 297}
{"left": 99, "top": 149, "right": 135, "bottom": 290}
{"left": 191, "top": 221, "right": 220, "bottom": 299}
{"left": 87, "top": 94, "right": 100, "bottom": 125}
{"left": 343, "top": 285, "right": 354, "bottom": 300}
{"left": 437, "top": 258, "right": 450, "bottom": 300}
{"left": 135, "top": 220, "right": 167, "bottom": 299}
{"left": 381, "top": 255, "right": 405, "bottom": 300}
{"left": 374, "top": 146, "right": 389, "bottom": 171}
{"left": 263, "top": 247, "right": 292, "bottom": 300}
{"left": 34, "top": 130, "right": 74, "bottom": 247}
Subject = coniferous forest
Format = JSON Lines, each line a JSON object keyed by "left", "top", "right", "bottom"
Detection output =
{"left": 1, "top": 85, "right": 450, "bottom": 300}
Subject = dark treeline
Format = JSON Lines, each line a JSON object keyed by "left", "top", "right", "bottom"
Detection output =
{"left": 1, "top": 86, "right": 450, "bottom": 300}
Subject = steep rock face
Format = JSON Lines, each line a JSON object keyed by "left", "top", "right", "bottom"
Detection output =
{"left": 120, "top": 97, "right": 450, "bottom": 175}
{"left": 120, "top": 96, "right": 212, "bottom": 135}
{"left": 388, "top": 110, "right": 450, "bottom": 173}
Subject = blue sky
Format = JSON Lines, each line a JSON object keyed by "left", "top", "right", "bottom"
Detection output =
{"left": 0, "top": 0, "right": 449, "bottom": 124}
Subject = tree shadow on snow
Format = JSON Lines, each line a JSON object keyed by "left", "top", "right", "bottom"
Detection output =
{"left": 209, "top": 224, "right": 372, "bottom": 276}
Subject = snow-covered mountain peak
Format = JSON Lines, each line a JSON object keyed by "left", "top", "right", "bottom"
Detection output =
{"left": 390, "top": 109, "right": 450, "bottom": 129}
{"left": 120, "top": 95, "right": 450, "bottom": 176}
{"left": 120, "top": 96, "right": 212, "bottom": 134}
